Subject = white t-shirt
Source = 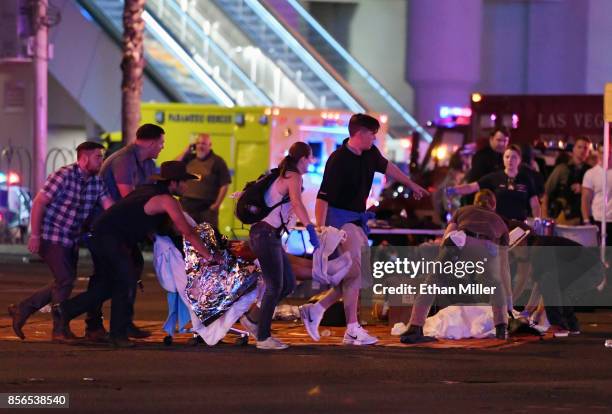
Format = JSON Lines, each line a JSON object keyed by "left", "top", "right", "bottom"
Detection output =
{"left": 582, "top": 164, "right": 612, "bottom": 222}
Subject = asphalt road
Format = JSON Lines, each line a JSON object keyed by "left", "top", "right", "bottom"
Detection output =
{"left": 1, "top": 257, "right": 611, "bottom": 413}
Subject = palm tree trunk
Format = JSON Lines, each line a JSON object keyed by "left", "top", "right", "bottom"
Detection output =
{"left": 121, "top": 0, "right": 146, "bottom": 145}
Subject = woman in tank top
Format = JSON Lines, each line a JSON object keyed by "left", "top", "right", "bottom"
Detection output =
{"left": 246, "top": 142, "right": 319, "bottom": 350}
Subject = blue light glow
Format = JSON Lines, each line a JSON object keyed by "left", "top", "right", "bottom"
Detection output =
{"left": 78, "top": 5, "right": 94, "bottom": 22}
{"left": 439, "top": 106, "right": 472, "bottom": 118}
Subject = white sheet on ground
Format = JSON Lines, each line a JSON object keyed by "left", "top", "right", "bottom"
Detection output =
{"left": 423, "top": 305, "right": 496, "bottom": 339}
{"left": 422, "top": 306, "right": 550, "bottom": 339}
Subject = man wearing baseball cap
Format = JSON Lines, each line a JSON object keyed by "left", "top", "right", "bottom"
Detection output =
{"left": 54, "top": 161, "right": 213, "bottom": 347}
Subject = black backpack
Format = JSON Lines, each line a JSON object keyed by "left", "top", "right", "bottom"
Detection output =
{"left": 235, "top": 168, "right": 290, "bottom": 224}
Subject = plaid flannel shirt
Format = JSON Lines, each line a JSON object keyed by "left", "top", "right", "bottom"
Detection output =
{"left": 41, "top": 164, "right": 109, "bottom": 247}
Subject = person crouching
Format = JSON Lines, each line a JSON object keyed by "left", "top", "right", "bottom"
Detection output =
{"left": 400, "top": 189, "right": 512, "bottom": 343}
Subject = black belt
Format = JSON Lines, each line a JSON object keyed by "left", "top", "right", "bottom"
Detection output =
{"left": 462, "top": 229, "right": 495, "bottom": 242}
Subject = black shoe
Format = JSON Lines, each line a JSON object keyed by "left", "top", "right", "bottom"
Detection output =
{"left": 109, "top": 336, "right": 135, "bottom": 348}
{"left": 495, "top": 323, "right": 508, "bottom": 340}
{"left": 51, "top": 331, "right": 79, "bottom": 344}
{"left": 63, "top": 327, "right": 79, "bottom": 340}
{"left": 163, "top": 335, "right": 173, "bottom": 346}
{"left": 85, "top": 327, "right": 108, "bottom": 343}
{"left": 187, "top": 334, "right": 205, "bottom": 346}
{"left": 127, "top": 324, "right": 151, "bottom": 339}
{"left": 400, "top": 325, "right": 437, "bottom": 344}
{"left": 8, "top": 304, "right": 26, "bottom": 340}
{"left": 51, "top": 304, "right": 71, "bottom": 336}
{"left": 53, "top": 319, "right": 79, "bottom": 341}
{"left": 566, "top": 318, "right": 581, "bottom": 335}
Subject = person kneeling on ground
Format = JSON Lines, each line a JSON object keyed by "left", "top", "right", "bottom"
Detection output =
{"left": 400, "top": 189, "right": 512, "bottom": 344}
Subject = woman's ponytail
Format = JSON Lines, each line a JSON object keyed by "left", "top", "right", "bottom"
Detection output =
{"left": 278, "top": 142, "right": 311, "bottom": 177}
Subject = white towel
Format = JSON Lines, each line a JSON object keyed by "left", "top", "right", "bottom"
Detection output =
{"left": 151, "top": 210, "right": 196, "bottom": 291}
{"left": 447, "top": 230, "right": 466, "bottom": 248}
{"left": 153, "top": 236, "right": 183, "bottom": 293}
{"left": 312, "top": 226, "right": 352, "bottom": 286}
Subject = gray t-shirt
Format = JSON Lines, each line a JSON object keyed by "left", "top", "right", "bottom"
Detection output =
{"left": 181, "top": 150, "right": 231, "bottom": 203}
{"left": 100, "top": 144, "right": 157, "bottom": 201}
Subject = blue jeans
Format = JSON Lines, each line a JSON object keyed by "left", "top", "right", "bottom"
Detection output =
{"left": 249, "top": 222, "right": 295, "bottom": 340}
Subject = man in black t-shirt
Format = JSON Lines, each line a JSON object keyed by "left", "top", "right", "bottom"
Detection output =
{"left": 316, "top": 138, "right": 388, "bottom": 212}
{"left": 466, "top": 128, "right": 509, "bottom": 182}
{"left": 299, "top": 113, "right": 429, "bottom": 346}
{"left": 463, "top": 128, "right": 509, "bottom": 205}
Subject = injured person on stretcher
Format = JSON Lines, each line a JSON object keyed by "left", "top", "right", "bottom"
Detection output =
{"left": 153, "top": 222, "right": 351, "bottom": 346}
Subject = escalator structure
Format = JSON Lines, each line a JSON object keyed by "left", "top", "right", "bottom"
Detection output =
{"left": 78, "top": 0, "right": 268, "bottom": 106}
{"left": 263, "top": 0, "right": 431, "bottom": 140}
{"left": 78, "top": 0, "right": 431, "bottom": 141}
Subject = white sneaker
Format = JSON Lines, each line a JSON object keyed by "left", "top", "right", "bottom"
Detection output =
{"left": 343, "top": 326, "right": 378, "bottom": 345}
{"left": 549, "top": 325, "right": 570, "bottom": 338}
{"left": 256, "top": 336, "right": 289, "bottom": 350}
{"left": 239, "top": 315, "right": 258, "bottom": 341}
{"left": 299, "top": 303, "right": 322, "bottom": 341}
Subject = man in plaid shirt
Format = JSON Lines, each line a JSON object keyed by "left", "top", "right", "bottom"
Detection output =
{"left": 8, "top": 141, "right": 113, "bottom": 342}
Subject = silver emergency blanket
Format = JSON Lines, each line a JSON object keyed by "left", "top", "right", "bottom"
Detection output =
{"left": 184, "top": 223, "right": 259, "bottom": 326}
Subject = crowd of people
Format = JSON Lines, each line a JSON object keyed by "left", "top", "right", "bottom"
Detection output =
{"left": 8, "top": 116, "right": 604, "bottom": 349}
{"left": 444, "top": 126, "right": 606, "bottom": 230}
{"left": 427, "top": 127, "right": 608, "bottom": 338}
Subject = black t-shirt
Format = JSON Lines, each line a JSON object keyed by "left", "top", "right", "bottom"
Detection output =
{"left": 466, "top": 146, "right": 503, "bottom": 182}
{"left": 317, "top": 138, "right": 388, "bottom": 212}
{"left": 520, "top": 164, "right": 545, "bottom": 197}
{"left": 94, "top": 183, "right": 170, "bottom": 246}
{"left": 463, "top": 146, "right": 503, "bottom": 206}
{"left": 478, "top": 170, "right": 537, "bottom": 221}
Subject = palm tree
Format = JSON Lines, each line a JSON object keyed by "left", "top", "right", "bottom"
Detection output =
{"left": 121, "top": 0, "right": 146, "bottom": 145}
